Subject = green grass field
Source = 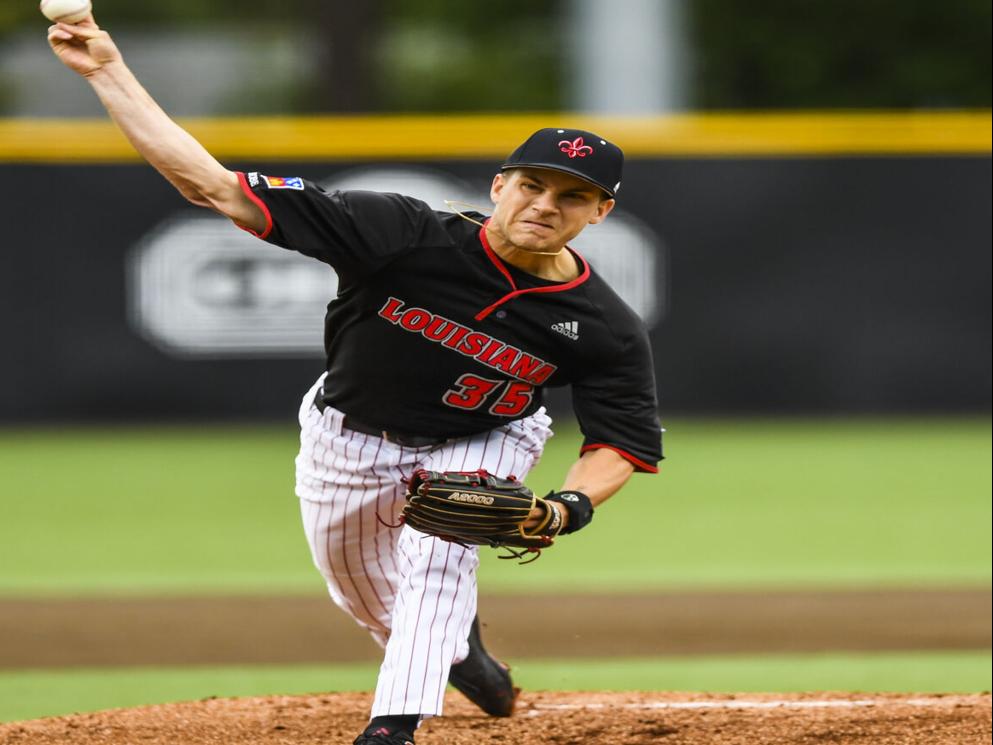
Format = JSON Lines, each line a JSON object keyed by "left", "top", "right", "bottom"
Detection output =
{"left": 1, "top": 418, "right": 989, "bottom": 594}
{"left": 0, "top": 417, "right": 989, "bottom": 722}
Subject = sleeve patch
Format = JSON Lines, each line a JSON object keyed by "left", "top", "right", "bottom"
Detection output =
{"left": 263, "top": 176, "right": 305, "bottom": 190}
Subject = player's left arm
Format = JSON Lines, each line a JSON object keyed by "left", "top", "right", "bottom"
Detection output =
{"left": 559, "top": 447, "right": 635, "bottom": 506}
{"left": 524, "top": 448, "right": 633, "bottom": 532}
{"left": 526, "top": 311, "right": 663, "bottom": 533}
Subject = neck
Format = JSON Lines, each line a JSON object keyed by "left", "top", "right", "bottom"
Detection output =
{"left": 484, "top": 225, "right": 579, "bottom": 282}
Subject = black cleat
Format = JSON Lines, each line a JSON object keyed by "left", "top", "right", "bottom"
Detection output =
{"left": 448, "top": 616, "right": 520, "bottom": 717}
{"left": 353, "top": 725, "right": 415, "bottom": 745}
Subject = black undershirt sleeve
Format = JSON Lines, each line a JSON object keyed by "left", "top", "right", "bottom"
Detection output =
{"left": 237, "top": 172, "right": 453, "bottom": 276}
{"left": 571, "top": 326, "right": 664, "bottom": 473}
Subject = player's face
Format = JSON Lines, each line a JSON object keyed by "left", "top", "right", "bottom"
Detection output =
{"left": 488, "top": 168, "right": 615, "bottom": 253}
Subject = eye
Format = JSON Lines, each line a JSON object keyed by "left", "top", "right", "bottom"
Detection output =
{"left": 522, "top": 182, "right": 541, "bottom": 192}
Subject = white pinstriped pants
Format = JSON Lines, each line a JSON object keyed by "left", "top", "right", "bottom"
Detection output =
{"left": 295, "top": 374, "right": 552, "bottom": 717}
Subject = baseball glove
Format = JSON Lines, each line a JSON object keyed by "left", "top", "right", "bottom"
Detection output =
{"left": 401, "top": 469, "right": 562, "bottom": 562}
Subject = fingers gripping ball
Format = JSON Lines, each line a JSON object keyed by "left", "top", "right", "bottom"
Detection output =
{"left": 401, "top": 469, "right": 563, "bottom": 562}
{"left": 40, "top": 0, "right": 92, "bottom": 23}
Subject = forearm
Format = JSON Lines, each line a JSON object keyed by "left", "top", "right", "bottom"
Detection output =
{"left": 85, "top": 62, "right": 230, "bottom": 207}
{"left": 560, "top": 448, "right": 635, "bottom": 507}
{"left": 48, "top": 16, "right": 259, "bottom": 225}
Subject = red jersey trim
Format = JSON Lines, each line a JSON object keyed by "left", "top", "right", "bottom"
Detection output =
{"left": 580, "top": 443, "right": 659, "bottom": 474}
{"left": 478, "top": 220, "right": 517, "bottom": 291}
{"left": 235, "top": 171, "right": 274, "bottom": 240}
{"left": 475, "top": 221, "right": 591, "bottom": 321}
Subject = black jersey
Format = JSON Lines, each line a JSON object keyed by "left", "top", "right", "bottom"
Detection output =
{"left": 237, "top": 172, "right": 663, "bottom": 472}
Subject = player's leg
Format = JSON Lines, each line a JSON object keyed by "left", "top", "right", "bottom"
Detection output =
{"left": 370, "top": 408, "right": 553, "bottom": 719}
{"left": 296, "top": 375, "right": 416, "bottom": 647}
{"left": 369, "top": 525, "right": 480, "bottom": 719}
{"left": 298, "top": 492, "right": 401, "bottom": 647}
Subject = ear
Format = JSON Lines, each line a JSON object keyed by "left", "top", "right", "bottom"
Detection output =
{"left": 490, "top": 172, "right": 507, "bottom": 205}
{"left": 588, "top": 198, "right": 616, "bottom": 225}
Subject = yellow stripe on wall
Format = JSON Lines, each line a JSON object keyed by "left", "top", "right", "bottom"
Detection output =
{"left": 0, "top": 111, "right": 989, "bottom": 162}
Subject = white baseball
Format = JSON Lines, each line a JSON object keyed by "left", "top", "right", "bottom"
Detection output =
{"left": 40, "top": 0, "right": 92, "bottom": 24}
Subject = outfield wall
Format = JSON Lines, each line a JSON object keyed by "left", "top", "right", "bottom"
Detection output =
{"left": 2, "top": 113, "right": 990, "bottom": 420}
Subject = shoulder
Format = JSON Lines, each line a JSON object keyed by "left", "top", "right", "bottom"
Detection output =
{"left": 349, "top": 192, "right": 481, "bottom": 238}
{"left": 337, "top": 192, "right": 485, "bottom": 252}
{"left": 575, "top": 261, "right": 647, "bottom": 347}
{"left": 332, "top": 188, "right": 431, "bottom": 218}
{"left": 430, "top": 208, "right": 486, "bottom": 245}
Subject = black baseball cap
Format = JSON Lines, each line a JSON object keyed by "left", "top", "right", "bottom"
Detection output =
{"left": 501, "top": 127, "right": 624, "bottom": 198}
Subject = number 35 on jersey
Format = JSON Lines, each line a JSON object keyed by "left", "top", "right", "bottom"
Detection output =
{"left": 443, "top": 374, "right": 533, "bottom": 417}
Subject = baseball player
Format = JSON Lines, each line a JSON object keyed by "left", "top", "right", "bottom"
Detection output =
{"left": 49, "top": 15, "right": 663, "bottom": 745}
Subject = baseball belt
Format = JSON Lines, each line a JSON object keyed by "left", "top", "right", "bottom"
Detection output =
{"left": 314, "top": 388, "right": 449, "bottom": 448}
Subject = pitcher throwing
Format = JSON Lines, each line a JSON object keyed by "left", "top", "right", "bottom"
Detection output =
{"left": 48, "top": 13, "right": 664, "bottom": 744}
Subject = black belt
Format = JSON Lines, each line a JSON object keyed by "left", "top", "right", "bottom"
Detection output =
{"left": 314, "top": 389, "right": 449, "bottom": 448}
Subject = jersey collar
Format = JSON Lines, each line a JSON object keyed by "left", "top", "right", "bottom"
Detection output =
{"left": 475, "top": 220, "right": 591, "bottom": 321}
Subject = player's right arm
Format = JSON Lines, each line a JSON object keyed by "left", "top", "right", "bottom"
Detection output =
{"left": 47, "top": 16, "right": 265, "bottom": 233}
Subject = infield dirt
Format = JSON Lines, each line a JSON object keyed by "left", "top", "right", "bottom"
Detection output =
{"left": 1, "top": 588, "right": 989, "bottom": 668}
{"left": 1, "top": 692, "right": 990, "bottom": 744}
{"left": 1, "top": 589, "right": 990, "bottom": 743}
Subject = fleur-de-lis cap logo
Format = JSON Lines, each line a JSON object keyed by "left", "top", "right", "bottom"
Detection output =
{"left": 559, "top": 136, "right": 594, "bottom": 158}
{"left": 501, "top": 127, "right": 622, "bottom": 197}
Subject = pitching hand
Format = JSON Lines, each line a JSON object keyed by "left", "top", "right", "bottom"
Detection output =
{"left": 47, "top": 16, "right": 122, "bottom": 77}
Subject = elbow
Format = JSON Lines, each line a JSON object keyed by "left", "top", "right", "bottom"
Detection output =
{"left": 206, "top": 172, "right": 270, "bottom": 235}
{"left": 171, "top": 178, "right": 212, "bottom": 208}
{"left": 199, "top": 171, "right": 247, "bottom": 216}
{"left": 181, "top": 189, "right": 213, "bottom": 209}
{"left": 170, "top": 170, "right": 267, "bottom": 234}
{"left": 174, "top": 169, "right": 240, "bottom": 212}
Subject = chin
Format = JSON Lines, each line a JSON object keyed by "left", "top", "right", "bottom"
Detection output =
{"left": 510, "top": 231, "right": 557, "bottom": 252}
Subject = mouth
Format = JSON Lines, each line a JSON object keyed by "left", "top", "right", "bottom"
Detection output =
{"left": 520, "top": 220, "right": 555, "bottom": 232}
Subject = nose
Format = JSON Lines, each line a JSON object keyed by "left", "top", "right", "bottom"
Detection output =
{"left": 530, "top": 190, "right": 558, "bottom": 215}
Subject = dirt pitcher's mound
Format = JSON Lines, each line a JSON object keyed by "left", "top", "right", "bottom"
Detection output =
{"left": 1, "top": 691, "right": 990, "bottom": 745}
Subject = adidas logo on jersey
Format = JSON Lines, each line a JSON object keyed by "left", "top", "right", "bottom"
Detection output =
{"left": 550, "top": 321, "right": 579, "bottom": 340}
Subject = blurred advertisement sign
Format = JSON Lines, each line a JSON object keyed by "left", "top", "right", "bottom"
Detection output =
{"left": 129, "top": 217, "right": 333, "bottom": 356}
{"left": 2, "top": 155, "right": 987, "bottom": 418}
{"left": 128, "top": 168, "right": 665, "bottom": 357}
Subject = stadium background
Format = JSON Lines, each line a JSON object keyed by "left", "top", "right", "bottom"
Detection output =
{"left": 0, "top": 0, "right": 990, "bottom": 724}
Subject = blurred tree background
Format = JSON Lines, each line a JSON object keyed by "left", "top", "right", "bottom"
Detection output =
{"left": 694, "top": 0, "right": 991, "bottom": 109}
{"left": 1, "top": 0, "right": 989, "bottom": 114}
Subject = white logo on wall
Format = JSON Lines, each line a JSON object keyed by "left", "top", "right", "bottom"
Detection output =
{"left": 128, "top": 168, "right": 667, "bottom": 357}
{"left": 129, "top": 216, "right": 337, "bottom": 356}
